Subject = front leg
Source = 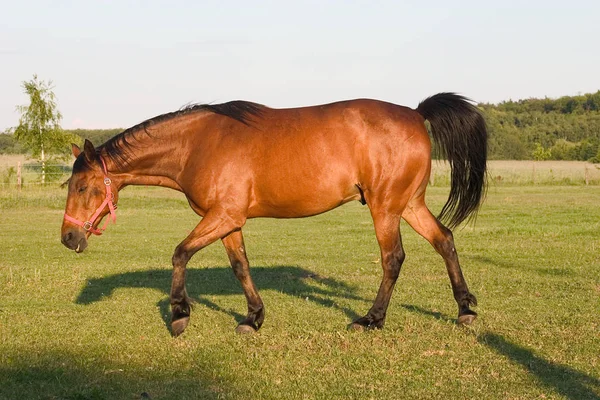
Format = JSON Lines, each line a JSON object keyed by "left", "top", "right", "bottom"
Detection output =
{"left": 169, "top": 273, "right": 191, "bottom": 337}
{"left": 222, "top": 230, "right": 264, "bottom": 333}
{"left": 170, "top": 209, "right": 246, "bottom": 337}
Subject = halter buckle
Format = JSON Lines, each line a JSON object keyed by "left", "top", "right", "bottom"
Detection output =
{"left": 83, "top": 221, "right": 93, "bottom": 231}
{"left": 104, "top": 177, "right": 112, "bottom": 185}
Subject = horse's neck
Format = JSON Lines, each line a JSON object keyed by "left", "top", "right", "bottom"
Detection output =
{"left": 105, "top": 129, "right": 186, "bottom": 191}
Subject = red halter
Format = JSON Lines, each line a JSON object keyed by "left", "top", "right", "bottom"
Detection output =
{"left": 63, "top": 157, "right": 117, "bottom": 236}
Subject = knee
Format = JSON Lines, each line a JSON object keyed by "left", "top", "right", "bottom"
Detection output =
{"left": 172, "top": 245, "right": 190, "bottom": 267}
{"left": 231, "top": 259, "right": 247, "bottom": 279}
{"left": 384, "top": 248, "right": 405, "bottom": 279}
{"left": 394, "top": 248, "right": 406, "bottom": 270}
{"left": 398, "top": 246, "right": 406, "bottom": 263}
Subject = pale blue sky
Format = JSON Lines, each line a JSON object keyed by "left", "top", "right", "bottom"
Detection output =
{"left": 1, "top": 0, "right": 599, "bottom": 131}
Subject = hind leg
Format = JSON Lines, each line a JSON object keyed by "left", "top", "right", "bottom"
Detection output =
{"left": 403, "top": 197, "right": 477, "bottom": 325}
{"left": 351, "top": 212, "right": 405, "bottom": 330}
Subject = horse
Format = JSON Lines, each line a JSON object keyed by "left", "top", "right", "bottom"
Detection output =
{"left": 61, "top": 93, "right": 487, "bottom": 336}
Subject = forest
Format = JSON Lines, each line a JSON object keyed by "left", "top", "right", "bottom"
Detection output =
{"left": 1, "top": 91, "right": 600, "bottom": 162}
{"left": 481, "top": 90, "right": 600, "bottom": 161}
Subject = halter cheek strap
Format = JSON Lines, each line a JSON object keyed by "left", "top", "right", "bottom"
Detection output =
{"left": 63, "top": 157, "right": 117, "bottom": 236}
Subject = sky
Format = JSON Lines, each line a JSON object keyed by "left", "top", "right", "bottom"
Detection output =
{"left": 1, "top": 0, "right": 599, "bottom": 131}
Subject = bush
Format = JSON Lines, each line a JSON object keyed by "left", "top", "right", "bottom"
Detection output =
{"left": 1, "top": 166, "right": 16, "bottom": 185}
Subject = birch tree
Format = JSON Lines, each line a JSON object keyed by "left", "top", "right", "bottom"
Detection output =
{"left": 14, "top": 75, "right": 72, "bottom": 183}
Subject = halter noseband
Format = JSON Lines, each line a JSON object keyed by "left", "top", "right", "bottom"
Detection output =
{"left": 63, "top": 157, "right": 117, "bottom": 236}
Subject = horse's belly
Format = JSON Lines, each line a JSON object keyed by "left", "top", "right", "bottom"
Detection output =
{"left": 248, "top": 177, "right": 361, "bottom": 218}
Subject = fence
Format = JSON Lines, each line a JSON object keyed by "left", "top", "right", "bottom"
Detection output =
{"left": 0, "top": 159, "right": 72, "bottom": 188}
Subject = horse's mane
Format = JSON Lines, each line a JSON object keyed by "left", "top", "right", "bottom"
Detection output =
{"left": 99, "top": 101, "right": 265, "bottom": 169}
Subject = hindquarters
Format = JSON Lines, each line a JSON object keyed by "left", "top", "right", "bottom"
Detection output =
{"left": 356, "top": 102, "right": 433, "bottom": 214}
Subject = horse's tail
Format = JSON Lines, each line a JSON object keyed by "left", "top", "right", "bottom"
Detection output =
{"left": 416, "top": 92, "right": 487, "bottom": 229}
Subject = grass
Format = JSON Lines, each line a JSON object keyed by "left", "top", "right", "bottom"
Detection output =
{"left": 1, "top": 184, "right": 599, "bottom": 399}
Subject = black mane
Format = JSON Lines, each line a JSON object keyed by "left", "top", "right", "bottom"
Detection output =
{"left": 99, "top": 101, "right": 265, "bottom": 169}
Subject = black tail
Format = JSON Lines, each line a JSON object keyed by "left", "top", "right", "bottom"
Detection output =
{"left": 416, "top": 93, "right": 487, "bottom": 229}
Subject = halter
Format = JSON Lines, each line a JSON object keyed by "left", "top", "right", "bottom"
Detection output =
{"left": 63, "top": 157, "right": 117, "bottom": 236}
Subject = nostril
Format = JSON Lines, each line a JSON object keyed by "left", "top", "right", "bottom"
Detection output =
{"left": 62, "top": 232, "right": 73, "bottom": 244}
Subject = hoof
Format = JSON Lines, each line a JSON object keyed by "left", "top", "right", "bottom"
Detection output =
{"left": 349, "top": 316, "right": 383, "bottom": 331}
{"left": 348, "top": 322, "right": 366, "bottom": 332}
{"left": 457, "top": 313, "right": 477, "bottom": 326}
{"left": 171, "top": 317, "right": 189, "bottom": 337}
{"left": 235, "top": 324, "right": 257, "bottom": 334}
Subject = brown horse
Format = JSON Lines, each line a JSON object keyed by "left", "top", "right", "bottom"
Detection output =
{"left": 61, "top": 93, "right": 487, "bottom": 336}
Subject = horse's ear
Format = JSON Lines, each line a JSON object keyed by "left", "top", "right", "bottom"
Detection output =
{"left": 71, "top": 143, "right": 81, "bottom": 158}
{"left": 83, "top": 139, "right": 96, "bottom": 163}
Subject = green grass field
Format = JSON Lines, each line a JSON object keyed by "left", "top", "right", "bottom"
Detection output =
{"left": 1, "top": 184, "right": 599, "bottom": 399}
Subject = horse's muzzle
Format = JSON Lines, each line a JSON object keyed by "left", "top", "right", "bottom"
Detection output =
{"left": 61, "top": 230, "right": 88, "bottom": 253}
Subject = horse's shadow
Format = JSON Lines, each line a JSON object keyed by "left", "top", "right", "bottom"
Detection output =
{"left": 76, "top": 265, "right": 365, "bottom": 332}
{"left": 403, "top": 304, "right": 600, "bottom": 399}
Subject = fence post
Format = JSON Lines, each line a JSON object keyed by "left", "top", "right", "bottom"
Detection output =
{"left": 17, "top": 161, "right": 22, "bottom": 190}
{"left": 585, "top": 164, "right": 589, "bottom": 186}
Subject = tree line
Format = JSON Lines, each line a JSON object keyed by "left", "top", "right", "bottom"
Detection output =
{"left": 2, "top": 90, "right": 600, "bottom": 162}
{"left": 480, "top": 91, "right": 600, "bottom": 161}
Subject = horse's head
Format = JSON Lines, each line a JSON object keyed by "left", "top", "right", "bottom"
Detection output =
{"left": 61, "top": 139, "right": 118, "bottom": 253}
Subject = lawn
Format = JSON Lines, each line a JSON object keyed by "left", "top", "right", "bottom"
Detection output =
{"left": 1, "top": 184, "right": 599, "bottom": 399}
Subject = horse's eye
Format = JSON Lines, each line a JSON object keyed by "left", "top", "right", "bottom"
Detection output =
{"left": 78, "top": 186, "right": 87, "bottom": 194}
